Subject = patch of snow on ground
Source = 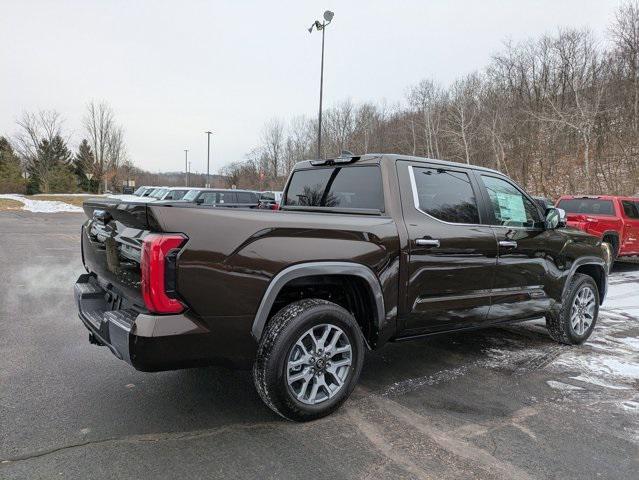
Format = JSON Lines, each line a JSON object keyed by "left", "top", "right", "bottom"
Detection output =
{"left": 546, "top": 380, "right": 584, "bottom": 391}
{"left": 0, "top": 194, "right": 82, "bottom": 213}
{"left": 32, "top": 193, "right": 97, "bottom": 197}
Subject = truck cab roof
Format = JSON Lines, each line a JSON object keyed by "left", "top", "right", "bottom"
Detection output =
{"left": 293, "top": 153, "right": 502, "bottom": 176}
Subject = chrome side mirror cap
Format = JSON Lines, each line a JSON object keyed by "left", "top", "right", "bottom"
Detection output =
{"left": 545, "top": 207, "right": 566, "bottom": 229}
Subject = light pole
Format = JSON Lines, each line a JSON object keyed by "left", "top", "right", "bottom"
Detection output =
{"left": 205, "top": 131, "right": 212, "bottom": 187}
{"left": 308, "top": 10, "right": 334, "bottom": 159}
{"left": 184, "top": 149, "right": 189, "bottom": 187}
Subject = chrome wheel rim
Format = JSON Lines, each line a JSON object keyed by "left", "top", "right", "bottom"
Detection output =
{"left": 286, "top": 324, "right": 352, "bottom": 405}
{"left": 570, "top": 286, "right": 596, "bottom": 335}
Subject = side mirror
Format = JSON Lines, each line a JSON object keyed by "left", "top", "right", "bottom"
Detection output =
{"left": 545, "top": 207, "right": 566, "bottom": 229}
{"left": 195, "top": 198, "right": 204, "bottom": 205}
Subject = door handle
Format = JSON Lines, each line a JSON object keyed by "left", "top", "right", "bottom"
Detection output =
{"left": 499, "top": 240, "right": 518, "bottom": 248}
{"left": 416, "top": 239, "right": 440, "bottom": 247}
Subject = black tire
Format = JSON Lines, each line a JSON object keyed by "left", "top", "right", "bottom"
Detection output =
{"left": 602, "top": 236, "right": 619, "bottom": 263}
{"left": 546, "top": 273, "right": 599, "bottom": 345}
{"left": 253, "top": 298, "right": 365, "bottom": 422}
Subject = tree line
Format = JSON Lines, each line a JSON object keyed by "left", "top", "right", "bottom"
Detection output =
{"left": 225, "top": 1, "right": 639, "bottom": 198}
{"left": 0, "top": 102, "right": 130, "bottom": 194}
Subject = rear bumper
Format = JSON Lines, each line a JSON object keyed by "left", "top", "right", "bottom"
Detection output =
{"left": 75, "top": 274, "right": 134, "bottom": 364}
{"left": 75, "top": 274, "right": 257, "bottom": 371}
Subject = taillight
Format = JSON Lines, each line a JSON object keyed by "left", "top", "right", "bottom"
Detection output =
{"left": 141, "top": 233, "right": 188, "bottom": 314}
{"left": 271, "top": 203, "right": 280, "bottom": 210}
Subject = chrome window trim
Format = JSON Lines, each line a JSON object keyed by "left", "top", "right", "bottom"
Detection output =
{"left": 408, "top": 164, "right": 483, "bottom": 227}
{"left": 408, "top": 164, "right": 543, "bottom": 231}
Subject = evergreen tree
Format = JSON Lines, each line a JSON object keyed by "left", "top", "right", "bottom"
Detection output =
{"left": 74, "top": 139, "right": 96, "bottom": 192}
{"left": 29, "top": 135, "right": 73, "bottom": 193}
{"left": 0, "top": 136, "right": 25, "bottom": 193}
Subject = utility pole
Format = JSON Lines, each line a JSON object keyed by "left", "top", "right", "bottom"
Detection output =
{"left": 184, "top": 149, "right": 189, "bottom": 187}
{"left": 205, "top": 131, "right": 212, "bottom": 188}
{"left": 308, "top": 10, "right": 334, "bottom": 159}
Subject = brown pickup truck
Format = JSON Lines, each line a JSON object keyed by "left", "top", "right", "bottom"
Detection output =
{"left": 75, "top": 153, "right": 608, "bottom": 421}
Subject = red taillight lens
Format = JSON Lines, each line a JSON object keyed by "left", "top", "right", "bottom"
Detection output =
{"left": 271, "top": 203, "right": 280, "bottom": 210}
{"left": 141, "top": 233, "right": 187, "bottom": 314}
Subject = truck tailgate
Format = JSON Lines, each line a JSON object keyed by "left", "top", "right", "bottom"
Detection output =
{"left": 81, "top": 199, "right": 154, "bottom": 309}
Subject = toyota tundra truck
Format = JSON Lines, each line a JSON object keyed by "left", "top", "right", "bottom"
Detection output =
{"left": 557, "top": 195, "right": 639, "bottom": 262}
{"left": 75, "top": 153, "right": 608, "bottom": 421}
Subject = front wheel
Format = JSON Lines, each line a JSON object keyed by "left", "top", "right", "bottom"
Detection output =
{"left": 253, "top": 299, "right": 365, "bottom": 422}
{"left": 546, "top": 273, "right": 599, "bottom": 345}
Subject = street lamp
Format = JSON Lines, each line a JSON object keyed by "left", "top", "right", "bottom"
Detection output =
{"left": 205, "top": 131, "right": 213, "bottom": 188}
{"left": 308, "top": 10, "right": 334, "bottom": 159}
{"left": 184, "top": 149, "right": 189, "bottom": 187}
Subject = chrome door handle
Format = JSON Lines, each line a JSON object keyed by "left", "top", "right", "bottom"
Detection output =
{"left": 416, "top": 239, "right": 440, "bottom": 247}
{"left": 499, "top": 240, "right": 518, "bottom": 248}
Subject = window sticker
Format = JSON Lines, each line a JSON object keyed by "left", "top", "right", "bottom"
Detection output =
{"left": 493, "top": 191, "right": 527, "bottom": 223}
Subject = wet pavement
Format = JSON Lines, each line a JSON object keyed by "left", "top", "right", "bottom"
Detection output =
{"left": 1, "top": 211, "right": 637, "bottom": 479}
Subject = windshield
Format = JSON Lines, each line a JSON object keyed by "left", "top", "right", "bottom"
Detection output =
{"left": 558, "top": 198, "right": 615, "bottom": 216}
{"left": 170, "top": 190, "right": 188, "bottom": 200}
{"left": 182, "top": 189, "right": 202, "bottom": 201}
{"left": 133, "top": 186, "right": 146, "bottom": 195}
{"left": 151, "top": 188, "right": 169, "bottom": 199}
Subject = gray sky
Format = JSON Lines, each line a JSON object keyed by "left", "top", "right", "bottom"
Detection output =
{"left": 0, "top": 0, "right": 622, "bottom": 174}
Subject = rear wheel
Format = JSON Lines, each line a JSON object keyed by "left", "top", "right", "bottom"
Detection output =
{"left": 253, "top": 299, "right": 365, "bottom": 422}
{"left": 546, "top": 273, "right": 599, "bottom": 345}
{"left": 602, "top": 235, "right": 619, "bottom": 265}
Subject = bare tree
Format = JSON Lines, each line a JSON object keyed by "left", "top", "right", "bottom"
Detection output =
{"left": 83, "top": 102, "right": 126, "bottom": 192}
{"left": 261, "top": 118, "right": 285, "bottom": 179}
{"left": 446, "top": 74, "right": 481, "bottom": 164}
{"left": 528, "top": 29, "right": 609, "bottom": 192}
{"left": 13, "top": 110, "right": 65, "bottom": 192}
{"left": 611, "top": 1, "right": 639, "bottom": 133}
{"left": 407, "top": 79, "right": 446, "bottom": 158}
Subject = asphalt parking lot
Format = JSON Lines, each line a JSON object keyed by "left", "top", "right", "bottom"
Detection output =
{"left": 1, "top": 211, "right": 638, "bottom": 479}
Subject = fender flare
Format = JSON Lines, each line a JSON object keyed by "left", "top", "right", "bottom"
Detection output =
{"left": 251, "top": 261, "right": 385, "bottom": 341}
{"left": 600, "top": 230, "right": 620, "bottom": 253}
{"left": 562, "top": 256, "right": 608, "bottom": 303}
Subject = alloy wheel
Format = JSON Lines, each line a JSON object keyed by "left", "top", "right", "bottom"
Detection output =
{"left": 286, "top": 324, "right": 353, "bottom": 405}
{"left": 570, "top": 286, "right": 596, "bottom": 336}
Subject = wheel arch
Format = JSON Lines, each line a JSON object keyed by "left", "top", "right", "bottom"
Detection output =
{"left": 564, "top": 257, "right": 607, "bottom": 304}
{"left": 251, "top": 262, "right": 385, "bottom": 345}
{"left": 601, "top": 231, "right": 620, "bottom": 253}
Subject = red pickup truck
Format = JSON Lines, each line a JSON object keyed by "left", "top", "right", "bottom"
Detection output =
{"left": 556, "top": 195, "right": 639, "bottom": 260}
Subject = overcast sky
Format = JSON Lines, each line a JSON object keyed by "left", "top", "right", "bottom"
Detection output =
{"left": 0, "top": 0, "right": 623, "bottom": 174}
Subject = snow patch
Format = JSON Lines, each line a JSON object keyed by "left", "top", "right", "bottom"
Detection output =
{"left": 0, "top": 194, "right": 82, "bottom": 213}
{"left": 569, "top": 374, "right": 630, "bottom": 391}
{"left": 546, "top": 380, "right": 584, "bottom": 391}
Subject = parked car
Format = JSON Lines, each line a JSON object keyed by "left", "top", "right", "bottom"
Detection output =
{"left": 157, "top": 187, "right": 191, "bottom": 201}
{"left": 533, "top": 196, "right": 554, "bottom": 212}
{"left": 133, "top": 186, "right": 153, "bottom": 196}
{"left": 180, "top": 188, "right": 260, "bottom": 208}
{"left": 557, "top": 195, "right": 639, "bottom": 261}
{"left": 76, "top": 153, "right": 608, "bottom": 421}
{"left": 258, "top": 191, "right": 283, "bottom": 210}
{"left": 141, "top": 187, "right": 161, "bottom": 197}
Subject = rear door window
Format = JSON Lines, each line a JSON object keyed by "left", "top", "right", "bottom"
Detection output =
{"left": 284, "top": 165, "right": 384, "bottom": 211}
{"left": 480, "top": 175, "right": 541, "bottom": 228}
{"left": 622, "top": 200, "right": 639, "bottom": 219}
{"left": 237, "top": 192, "right": 257, "bottom": 203}
{"left": 557, "top": 198, "right": 615, "bottom": 216}
{"left": 199, "top": 191, "right": 233, "bottom": 205}
{"left": 411, "top": 166, "right": 480, "bottom": 224}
